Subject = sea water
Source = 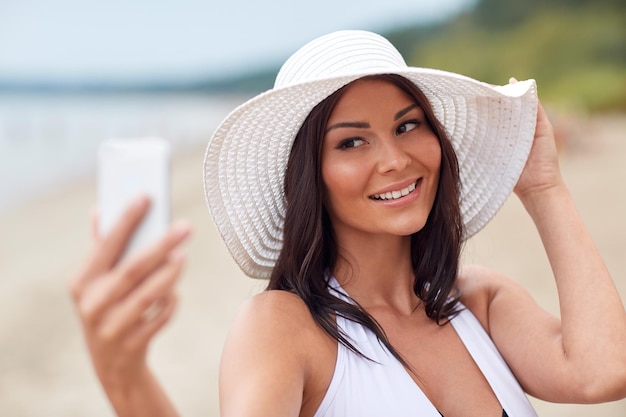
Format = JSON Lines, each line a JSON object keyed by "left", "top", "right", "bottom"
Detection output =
{"left": 0, "top": 92, "right": 247, "bottom": 213}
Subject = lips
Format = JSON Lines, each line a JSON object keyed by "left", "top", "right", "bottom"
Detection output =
{"left": 370, "top": 179, "right": 420, "bottom": 201}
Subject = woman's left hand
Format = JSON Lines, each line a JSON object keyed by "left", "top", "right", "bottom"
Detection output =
{"left": 513, "top": 78, "right": 564, "bottom": 200}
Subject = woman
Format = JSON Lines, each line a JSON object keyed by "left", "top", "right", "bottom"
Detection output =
{"left": 70, "top": 30, "right": 626, "bottom": 416}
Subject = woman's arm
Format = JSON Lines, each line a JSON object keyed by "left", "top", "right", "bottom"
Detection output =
{"left": 477, "top": 92, "right": 626, "bottom": 403}
{"left": 70, "top": 196, "right": 191, "bottom": 417}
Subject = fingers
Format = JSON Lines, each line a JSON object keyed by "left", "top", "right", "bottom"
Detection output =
{"left": 97, "top": 252, "right": 185, "bottom": 344}
{"left": 68, "top": 201, "right": 190, "bottom": 392}
{"left": 125, "top": 292, "right": 179, "bottom": 352}
{"left": 69, "top": 206, "right": 102, "bottom": 300}
{"left": 97, "top": 195, "right": 152, "bottom": 270}
{"left": 74, "top": 221, "right": 191, "bottom": 325}
{"left": 531, "top": 93, "right": 553, "bottom": 139}
{"left": 72, "top": 195, "right": 187, "bottom": 302}
{"left": 115, "top": 221, "right": 191, "bottom": 296}
{"left": 506, "top": 75, "right": 552, "bottom": 135}
{"left": 72, "top": 196, "right": 151, "bottom": 297}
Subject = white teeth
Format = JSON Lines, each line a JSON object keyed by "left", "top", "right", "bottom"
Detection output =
{"left": 372, "top": 181, "right": 417, "bottom": 201}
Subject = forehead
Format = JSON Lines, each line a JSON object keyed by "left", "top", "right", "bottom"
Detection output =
{"left": 329, "top": 78, "right": 416, "bottom": 120}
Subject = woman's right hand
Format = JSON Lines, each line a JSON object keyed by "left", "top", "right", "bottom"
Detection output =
{"left": 69, "top": 195, "right": 191, "bottom": 410}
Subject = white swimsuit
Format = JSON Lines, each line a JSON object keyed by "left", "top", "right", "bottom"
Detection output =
{"left": 313, "top": 278, "right": 538, "bottom": 417}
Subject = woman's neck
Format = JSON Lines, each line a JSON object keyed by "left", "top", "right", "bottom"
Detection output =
{"left": 332, "top": 232, "right": 420, "bottom": 315}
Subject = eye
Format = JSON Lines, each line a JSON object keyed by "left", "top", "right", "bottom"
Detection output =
{"left": 337, "top": 137, "right": 366, "bottom": 149}
{"left": 396, "top": 120, "right": 421, "bottom": 135}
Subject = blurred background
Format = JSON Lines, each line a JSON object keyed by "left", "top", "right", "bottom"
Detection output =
{"left": 0, "top": 0, "right": 624, "bottom": 415}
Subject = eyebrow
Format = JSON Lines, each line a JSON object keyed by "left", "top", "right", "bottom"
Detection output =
{"left": 394, "top": 104, "right": 419, "bottom": 120}
{"left": 325, "top": 103, "right": 420, "bottom": 133}
{"left": 325, "top": 121, "right": 369, "bottom": 132}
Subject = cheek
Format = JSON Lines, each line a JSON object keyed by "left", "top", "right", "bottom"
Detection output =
{"left": 422, "top": 138, "right": 442, "bottom": 175}
{"left": 322, "top": 158, "right": 366, "bottom": 211}
{"left": 410, "top": 137, "right": 442, "bottom": 198}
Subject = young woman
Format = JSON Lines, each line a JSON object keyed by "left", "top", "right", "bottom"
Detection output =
{"left": 70, "top": 30, "right": 626, "bottom": 417}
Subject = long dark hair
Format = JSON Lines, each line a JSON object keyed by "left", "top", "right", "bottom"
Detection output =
{"left": 268, "top": 74, "right": 464, "bottom": 368}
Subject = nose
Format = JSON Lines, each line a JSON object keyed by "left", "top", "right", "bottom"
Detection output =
{"left": 376, "top": 137, "right": 412, "bottom": 174}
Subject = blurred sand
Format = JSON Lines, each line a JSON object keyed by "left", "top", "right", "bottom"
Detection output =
{"left": 0, "top": 114, "right": 625, "bottom": 416}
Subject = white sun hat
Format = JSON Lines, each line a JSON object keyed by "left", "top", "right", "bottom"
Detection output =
{"left": 203, "top": 30, "right": 538, "bottom": 279}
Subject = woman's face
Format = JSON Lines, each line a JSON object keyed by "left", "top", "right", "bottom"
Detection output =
{"left": 321, "top": 79, "right": 441, "bottom": 242}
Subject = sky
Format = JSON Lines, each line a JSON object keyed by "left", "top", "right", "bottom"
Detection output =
{"left": 0, "top": 0, "right": 475, "bottom": 84}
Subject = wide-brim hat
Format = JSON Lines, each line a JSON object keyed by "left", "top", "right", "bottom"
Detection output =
{"left": 203, "top": 30, "right": 538, "bottom": 279}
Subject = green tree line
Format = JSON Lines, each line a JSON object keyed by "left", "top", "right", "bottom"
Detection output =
{"left": 385, "top": 0, "right": 625, "bottom": 112}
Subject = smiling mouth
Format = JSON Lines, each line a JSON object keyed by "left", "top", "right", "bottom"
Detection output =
{"left": 370, "top": 179, "right": 420, "bottom": 201}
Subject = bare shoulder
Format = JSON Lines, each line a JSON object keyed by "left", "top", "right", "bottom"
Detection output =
{"left": 220, "top": 290, "right": 334, "bottom": 416}
{"left": 237, "top": 290, "right": 320, "bottom": 331}
{"left": 226, "top": 290, "right": 326, "bottom": 356}
{"left": 245, "top": 289, "right": 314, "bottom": 319}
{"left": 221, "top": 289, "right": 336, "bottom": 379}
{"left": 457, "top": 264, "right": 525, "bottom": 334}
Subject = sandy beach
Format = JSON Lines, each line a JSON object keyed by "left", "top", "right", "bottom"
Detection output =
{"left": 1, "top": 114, "right": 625, "bottom": 416}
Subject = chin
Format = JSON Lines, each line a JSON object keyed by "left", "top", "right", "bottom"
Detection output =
{"left": 386, "top": 219, "right": 429, "bottom": 237}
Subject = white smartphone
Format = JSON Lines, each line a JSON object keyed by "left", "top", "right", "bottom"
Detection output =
{"left": 97, "top": 137, "right": 171, "bottom": 258}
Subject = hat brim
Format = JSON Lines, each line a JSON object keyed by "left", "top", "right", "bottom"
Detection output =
{"left": 204, "top": 67, "right": 537, "bottom": 279}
